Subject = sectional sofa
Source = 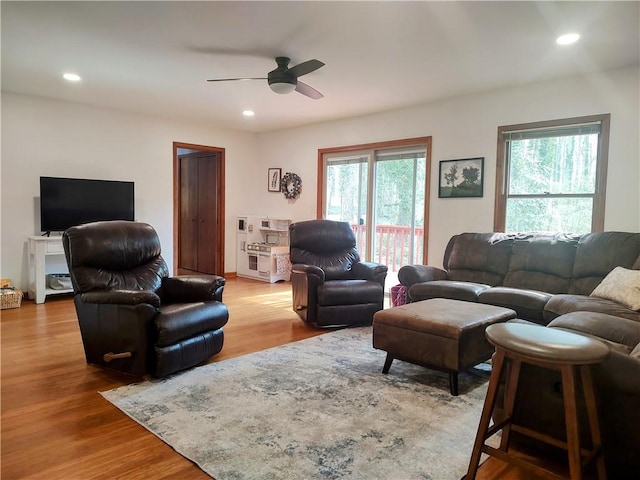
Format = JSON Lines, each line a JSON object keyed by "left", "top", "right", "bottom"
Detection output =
{"left": 398, "top": 231, "right": 640, "bottom": 477}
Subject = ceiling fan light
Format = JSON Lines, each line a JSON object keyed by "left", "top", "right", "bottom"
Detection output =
{"left": 269, "top": 81, "right": 296, "bottom": 94}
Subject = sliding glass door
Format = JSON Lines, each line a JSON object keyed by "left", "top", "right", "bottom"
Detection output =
{"left": 321, "top": 139, "right": 430, "bottom": 291}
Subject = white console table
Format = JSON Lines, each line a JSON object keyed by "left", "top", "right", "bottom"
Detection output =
{"left": 27, "top": 236, "right": 73, "bottom": 304}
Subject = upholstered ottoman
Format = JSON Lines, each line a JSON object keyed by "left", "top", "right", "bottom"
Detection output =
{"left": 373, "top": 298, "right": 516, "bottom": 395}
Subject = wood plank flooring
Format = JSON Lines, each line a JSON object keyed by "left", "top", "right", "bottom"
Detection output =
{"left": 2, "top": 277, "right": 552, "bottom": 479}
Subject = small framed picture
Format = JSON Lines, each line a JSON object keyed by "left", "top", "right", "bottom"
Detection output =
{"left": 268, "top": 168, "right": 282, "bottom": 192}
{"left": 438, "top": 157, "right": 484, "bottom": 198}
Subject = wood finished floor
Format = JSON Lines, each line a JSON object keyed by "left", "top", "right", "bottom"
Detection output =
{"left": 2, "top": 277, "right": 555, "bottom": 479}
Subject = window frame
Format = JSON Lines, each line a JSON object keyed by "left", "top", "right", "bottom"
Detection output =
{"left": 493, "top": 114, "right": 610, "bottom": 233}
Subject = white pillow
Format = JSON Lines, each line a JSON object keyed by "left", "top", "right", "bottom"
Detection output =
{"left": 590, "top": 266, "right": 640, "bottom": 311}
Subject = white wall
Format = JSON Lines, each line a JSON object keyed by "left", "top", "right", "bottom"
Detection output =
{"left": 1, "top": 93, "right": 257, "bottom": 291}
{"left": 257, "top": 66, "right": 640, "bottom": 266}
{"left": 2, "top": 66, "right": 638, "bottom": 292}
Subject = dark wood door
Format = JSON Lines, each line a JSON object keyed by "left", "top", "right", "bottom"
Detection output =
{"left": 196, "top": 157, "right": 218, "bottom": 273}
{"left": 178, "top": 151, "right": 220, "bottom": 275}
{"left": 179, "top": 155, "right": 198, "bottom": 271}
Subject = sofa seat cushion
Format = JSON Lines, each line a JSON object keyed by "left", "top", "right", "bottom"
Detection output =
{"left": 318, "top": 280, "right": 382, "bottom": 306}
{"left": 408, "top": 280, "right": 489, "bottom": 303}
{"left": 543, "top": 294, "right": 640, "bottom": 324}
{"left": 548, "top": 311, "right": 640, "bottom": 352}
{"left": 478, "top": 287, "right": 552, "bottom": 324}
{"left": 156, "top": 301, "right": 229, "bottom": 347}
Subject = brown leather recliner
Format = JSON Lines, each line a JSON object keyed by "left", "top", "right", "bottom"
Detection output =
{"left": 63, "top": 221, "right": 229, "bottom": 377}
{"left": 289, "top": 219, "right": 388, "bottom": 327}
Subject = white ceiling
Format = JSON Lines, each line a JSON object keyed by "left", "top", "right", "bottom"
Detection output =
{"left": 2, "top": 1, "right": 638, "bottom": 133}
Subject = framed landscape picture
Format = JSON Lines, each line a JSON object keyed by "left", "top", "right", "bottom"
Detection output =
{"left": 268, "top": 168, "right": 281, "bottom": 192}
{"left": 438, "top": 157, "right": 484, "bottom": 198}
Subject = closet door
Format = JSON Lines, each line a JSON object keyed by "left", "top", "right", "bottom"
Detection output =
{"left": 196, "top": 156, "right": 218, "bottom": 274}
{"left": 178, "top": 152, "right": 220, "bottom": 275}
{"left": 179, "top": 155, "right": 198, "bottom": 271}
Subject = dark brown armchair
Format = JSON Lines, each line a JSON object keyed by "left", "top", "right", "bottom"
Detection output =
{"left": 289, "top": 219, "right": 388, "bottom": 327}
{"left": 63, "top": 220, "right": 229, "bottom": 377}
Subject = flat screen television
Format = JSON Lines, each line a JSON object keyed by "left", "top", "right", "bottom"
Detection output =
{"left": 40, "top": 176, "right": 135, "bottom": 233}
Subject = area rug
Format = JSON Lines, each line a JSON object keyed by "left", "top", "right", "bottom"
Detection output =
{"left": 101, "top": 327, "right": 491, "bottom": 480}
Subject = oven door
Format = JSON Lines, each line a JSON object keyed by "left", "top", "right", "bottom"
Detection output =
{"left": 248, "top": 252, "right": 258, "bottom": 271}
{"left": 258, "top": 253, "right": 271, "bottom": 274}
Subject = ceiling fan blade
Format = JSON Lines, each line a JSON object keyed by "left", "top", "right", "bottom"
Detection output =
{"left": 287, "top": 59, "right": 324, "bottom": 78}
{"left": 295, "top": 81, "right": 324, "bottom": 99}
{"left": 206, "top": 77, "right": 266, "bottom": 82}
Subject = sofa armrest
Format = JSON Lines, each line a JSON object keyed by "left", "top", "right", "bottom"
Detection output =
{"left": 162, "top": 275, "right": 226, "bottom": 303}
{"left": 398, "top": 264, "right": 447, "bottom": 287}
{"left": 80, "top": 289, "right": 161, "bottom": 308}
{"left": 351, "top": 261, "right": 388, "bottom": 286}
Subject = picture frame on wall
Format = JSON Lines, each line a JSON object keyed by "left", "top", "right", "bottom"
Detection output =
{"left": 268, "top": 168, "right": 282, "bottom": 192}
{"left": 438, "top": 157, "right": 484, "bottom": 198}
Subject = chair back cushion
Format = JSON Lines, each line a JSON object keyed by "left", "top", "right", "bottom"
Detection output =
{"left": 63, "top": 221, "right": 169, "bottom": 294}
{"left": 444, "top": 232, "right": 515, "bottom": 286}
{"left": 289, "top": 220, "right": 360, "bottom": 280}
{"left": 502, "top": 233, "right": 581, "bottom": 293}
{"left": 569, "top": 231, "right": 640, "bottom": 295}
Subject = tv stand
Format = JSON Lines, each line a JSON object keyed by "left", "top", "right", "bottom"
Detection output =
{"left": 27, "top": 236, "right": 73, "bottom": 303}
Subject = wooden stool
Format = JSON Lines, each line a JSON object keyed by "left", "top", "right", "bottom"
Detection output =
{"left": 465, "top": 323, "right": 610, "bottom": 480}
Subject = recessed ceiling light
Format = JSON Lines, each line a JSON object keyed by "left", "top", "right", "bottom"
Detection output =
{"left": 63, "top": 73, "right": 82, "bottom": 82}
{"left": 242, "top": 110, "right": 255, "bottom": 117}
{"left": 556, "top": 33, "right": 580, "bottom": 45}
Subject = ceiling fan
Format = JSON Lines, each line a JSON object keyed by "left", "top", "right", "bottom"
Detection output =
{"left": 207, "top": 56, "right": 325, "bottom": 99}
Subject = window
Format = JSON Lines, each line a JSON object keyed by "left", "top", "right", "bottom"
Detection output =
{"left": 494, "top": 114, "right": 610, "bottom": 233}
{"left": 318, "top": 137, "right": 431, "bottom": 288}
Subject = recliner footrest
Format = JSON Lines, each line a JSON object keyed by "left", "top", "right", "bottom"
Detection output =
{"left": 318, "top": 280, "right": 382, "bottom": 305}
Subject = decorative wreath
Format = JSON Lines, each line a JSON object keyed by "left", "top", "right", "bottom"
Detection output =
{"left": 280, "top": 172, "right": 302, "bottom": 199}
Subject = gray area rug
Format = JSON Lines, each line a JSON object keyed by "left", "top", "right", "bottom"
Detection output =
{"left": 101, "top": 327, "right": 491, "bottom": 480}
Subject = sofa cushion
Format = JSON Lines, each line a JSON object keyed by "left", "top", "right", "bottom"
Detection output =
{"left": 408, "top": 280, "right": 489, "bottom": 303}
{"left": 444, "top": 233, "right": 515, "bottom": 286}
{"left": 543, "top": 294, "right": 640, "bottom": 323}
{"left": 478, "top": 287, "right": 552, "bottom": 324}
{"left": 569, "top": 232, "right": 640, "bottom": 295}
{"left": 548, "top": 311, "right": 640, "bottom": 351}
{"left": 590, "top": 266, "right": 640, "bottom": 311}
{"left": 502, "top": 234, "right": 579, "bottom": 294}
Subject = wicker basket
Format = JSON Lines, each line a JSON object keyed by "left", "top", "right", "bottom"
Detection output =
{"left": 1, "top": 288, "right": 23, "bottom": 309}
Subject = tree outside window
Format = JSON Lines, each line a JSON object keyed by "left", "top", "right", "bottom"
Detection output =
{"left": 495, "top": 114, "right": 609, "bottom": 234}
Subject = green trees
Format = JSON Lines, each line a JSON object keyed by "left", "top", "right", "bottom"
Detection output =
{"left": 326, "top": 153, "right": 426, "bottom": 268}
{"left": 374, "top": 156, "right": 426, "bottom": 227}
{"left": 506, "top": 133, "right": 597, "bottom": 233}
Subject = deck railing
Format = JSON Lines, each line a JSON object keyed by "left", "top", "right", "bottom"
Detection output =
{"left": 351, "top": 224, "right": 424, "bottom": 272}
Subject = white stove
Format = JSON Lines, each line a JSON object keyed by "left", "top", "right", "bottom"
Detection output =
{"left": 245, "top": 243, "right": 290, "bottom": 283}
{"left": 237, "top": 216, "right": 291, "bottom": 283}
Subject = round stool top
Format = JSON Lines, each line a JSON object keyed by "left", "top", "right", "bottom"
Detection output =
{"left": 486, "top": 323, "right": 610, "bottom": 365}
